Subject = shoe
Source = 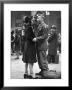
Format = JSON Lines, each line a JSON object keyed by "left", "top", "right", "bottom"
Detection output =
{"left": 24, "top": 74, "right": 28, "bottom": 79}
{"left": 28, "top": 75, "right": 38, "bottom": 79}
{"left": 41, "top": 70, "right": 61, "bottom": 79}
{"left": 35, "top": 71, "right": 42, "bottom": 75}
{"left": 33, "top": 77, "right": 39, "bottom": 79}
{"left": 28, "top": 75, "right": 33, "bottom": 79}
{"left": 35, "top": 68, "right": 49, "bottom": 75}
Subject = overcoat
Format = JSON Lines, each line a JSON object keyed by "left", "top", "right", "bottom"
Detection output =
{"left": 22, "top": 24, "right": 37, "bottom": 63}
{"left": 48, "top": 30, "right": 58, "bottom": 55}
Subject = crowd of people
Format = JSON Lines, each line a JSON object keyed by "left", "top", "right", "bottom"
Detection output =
{"left": 11, "top": 12, "right": 61, "bottom": 79}
{"left": 11, "top": 28, "right": 26, "bottom": 58}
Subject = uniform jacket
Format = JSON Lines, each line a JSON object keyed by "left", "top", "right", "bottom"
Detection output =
{"left": 36, "top": 22, "right": 49, "bottom": 50}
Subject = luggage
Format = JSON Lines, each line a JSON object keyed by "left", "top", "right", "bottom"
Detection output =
{"left": 35, "top": 70, "right": 61, "bottom": 79}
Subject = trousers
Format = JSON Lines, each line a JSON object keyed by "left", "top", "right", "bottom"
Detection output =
{"left": 36, "top": 49, "right": 49, "bottom": 71}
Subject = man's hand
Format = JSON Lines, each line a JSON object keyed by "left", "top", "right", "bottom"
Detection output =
{"left": 33, "top": 38, "right": 37, "bottom": 42}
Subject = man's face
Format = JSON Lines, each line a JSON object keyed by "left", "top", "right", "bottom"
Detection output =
{"left": 37, "top": 15, "right": 43, "bottom": 22}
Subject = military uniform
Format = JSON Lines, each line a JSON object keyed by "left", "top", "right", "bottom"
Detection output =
{"left": 35, "top": 22, "right": 49, "bottom": 76}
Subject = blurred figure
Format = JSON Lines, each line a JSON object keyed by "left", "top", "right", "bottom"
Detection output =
{"left": 14, "top": 29, "right": 20, "bottom": 59}
{"left": 18, "top": 30, "right": 22, "bottom": 55}
{"left": 58, "top": 33, "right": 61, "bottom": 53}
{"left": 11, "top": 31, "right": 15, "bottom": 55}
{"left": 47, "top": 25, "right": 58, "bottom": 63}
{"left": 21, "top": 30, "right": 25, "bottom": 53}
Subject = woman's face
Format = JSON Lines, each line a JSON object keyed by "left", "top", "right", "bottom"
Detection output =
{"left": 37, "top": 15, "right": 43, "bottom": 22}
{"left": 31, "top": 17, "right": 35, "bottom": 24}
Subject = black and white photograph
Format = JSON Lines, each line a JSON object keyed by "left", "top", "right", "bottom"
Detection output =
{"left": 4, "top": 4, "right": 69, "bottom": 86}
{"left": 11, "top": 11, "right": 61, "bottom": 79}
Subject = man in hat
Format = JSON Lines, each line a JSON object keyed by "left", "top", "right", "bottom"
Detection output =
{"left": 32, "top": 12, "right": 49, "bottom": 78}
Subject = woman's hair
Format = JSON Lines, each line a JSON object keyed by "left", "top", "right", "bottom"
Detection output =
{"left": 24, "top": 16, "right": 31, "bottom": 24}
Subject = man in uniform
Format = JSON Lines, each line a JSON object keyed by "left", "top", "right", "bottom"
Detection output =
{"left": 32, "top": 12, "right": 49, "bottom": 78}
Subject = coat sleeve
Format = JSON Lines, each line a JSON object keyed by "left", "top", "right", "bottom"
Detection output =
{"left": 26, "top": 27, "right": 35, "bottom": 40}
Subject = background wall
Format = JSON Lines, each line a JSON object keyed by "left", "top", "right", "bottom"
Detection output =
{"left": 11, "top": 11, "right": 61, "bottom": 33}
{"left": 45, "top": 11, "right": 61, "bottom": 33}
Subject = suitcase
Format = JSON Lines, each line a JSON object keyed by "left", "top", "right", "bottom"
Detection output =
{"left": 35, "top": 70, "right": 61, "bottom": 79}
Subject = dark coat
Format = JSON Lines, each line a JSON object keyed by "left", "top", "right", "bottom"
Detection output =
{"left": 48, "top": 30, "right": 58, "bottom": 56}
{"left": 35, "top": 23, "right": 48, "bottom": 51}
{"left": 22, "top": 25, "right": 37, "bottom": 63}
{"left": 14, "top": 34, "right": 20, "bottom": 52}
{"left": 21, "top": 35, "right": 25, "bottom": 53}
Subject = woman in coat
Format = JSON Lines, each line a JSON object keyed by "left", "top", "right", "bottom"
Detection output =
{"left": 22, "top": 16, "right": 37, "bottom": 79}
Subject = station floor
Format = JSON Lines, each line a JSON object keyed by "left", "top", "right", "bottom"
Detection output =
{"left": 11, "top": 54, "right": 61, "bottom": 79}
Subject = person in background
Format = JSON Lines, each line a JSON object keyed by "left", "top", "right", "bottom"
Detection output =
{"left": 47, "top": 25, "right": 58, "bottom": 63}
{"left": 19, "top": 30, "right": 22, "bottom": 55}
{"left": 22, "top": 16, "right": 37, "bottom": 79}
{"left": 21, "top": 30, "right": 25, "bottom": 54}
{"left": 11, "top": 31, "right": 15, "bottom": 55}
{"left": 14, "top": 29, "right": 20, "bottom": 59}
{"left": 58, "top": 33, "right": 61, "bottom": 53}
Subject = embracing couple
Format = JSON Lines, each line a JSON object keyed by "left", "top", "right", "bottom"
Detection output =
{"left": 22, "top": 13, "right": 49, "bottom": 79}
